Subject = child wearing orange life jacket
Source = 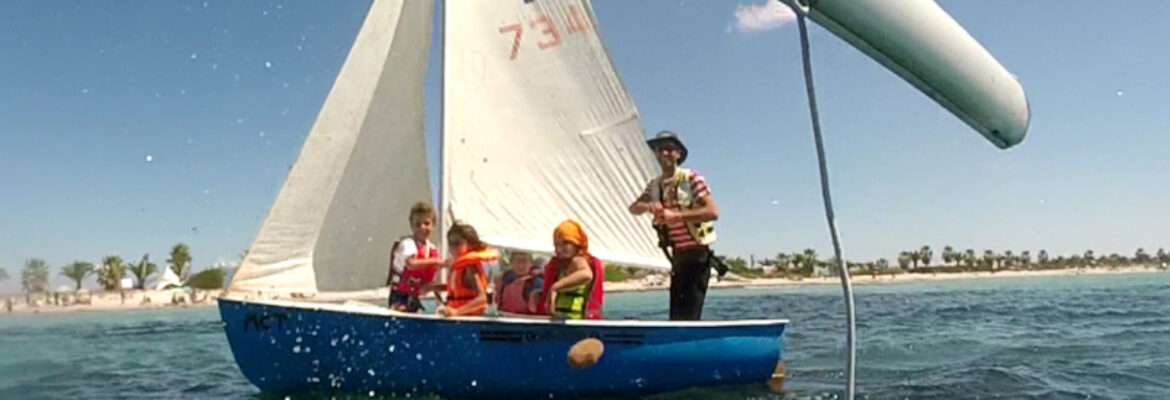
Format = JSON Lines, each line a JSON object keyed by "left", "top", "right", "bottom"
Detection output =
{"left": 540, "top": 220, "right": 605, "bottom": 320}
{"left": 495, "top": 251, "right": 545, "bottom": 315}
{"left": 436, "top": 223, "right": 498, "bottom": 317}
{"left": 386, "top": 202, "right": 444, "bottom": 312}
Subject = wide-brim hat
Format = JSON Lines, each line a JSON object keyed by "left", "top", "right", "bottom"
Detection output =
{"left": 646, "top": 130, "right": 688, "bottom": 164}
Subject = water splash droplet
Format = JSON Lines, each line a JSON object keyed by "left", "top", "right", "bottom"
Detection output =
{"left": 342, "top": 334, "right": 350, "bottom": 342}
{"left": 145, "top": 155, "right": 154, "bottom": 162}
{"left": 265, "top": 61, "right": 273, "bottom": 69}
{"left": 368, "top": 391, "right": 375, "bottom": 397}
{"left": 179, "top": 89, "right": 186, "bottom": 95}
{"left": 293, "top": 345, "right": 302, "bottom": 353}
{"left": 296, "top": 336, "right": 302, "bottom": 343}
{"left": 81, "top": 88, "right": 88, "bottom": 94}
{"left": 388, "top": 344, "right": 395, "bottom": 353}
{"left": 415, "top": 353, "right": 423, "bottom": 360}
{"left": 367, "top": 369, "right": 375, "bottom": 376}
{"left": 211, "top": 63, "right": 218, "bottom": 70}
{"left": 190, "top": 53, "right": 197, "bottom": 60}
{"left": 471, "top": 380, "right": 477, "bottom": 387}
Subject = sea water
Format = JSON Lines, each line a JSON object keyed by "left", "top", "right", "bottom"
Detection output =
{"left": 1, "top": 272, "right": 1168, "bottom": 399}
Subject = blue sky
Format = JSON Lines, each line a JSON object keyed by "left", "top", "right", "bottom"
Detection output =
{"left": 1, "top": 1, "right": 1168, "bottom": 292}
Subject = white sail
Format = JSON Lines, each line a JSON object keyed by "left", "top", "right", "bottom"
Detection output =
{"left": 230, "top": 0, "right": 435, "bottom": 294}
{"left": 442, "top": 0, "right": 668, "bottom": 269}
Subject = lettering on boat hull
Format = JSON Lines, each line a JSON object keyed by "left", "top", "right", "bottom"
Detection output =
{"left": 243, "top": 311, "right": 290, "bottom": 333}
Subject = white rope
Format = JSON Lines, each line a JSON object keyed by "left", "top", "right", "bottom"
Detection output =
{"left": 795, "top": 10, "right": 858, "bottom": 400}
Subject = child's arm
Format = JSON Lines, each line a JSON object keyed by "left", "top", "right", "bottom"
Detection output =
{"left": 549, "top": 257, "right": 593, "bottom": 293}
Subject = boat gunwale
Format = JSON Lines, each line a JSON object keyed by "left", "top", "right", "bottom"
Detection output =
{"left": 218, "top": 297, "right": 790, "bottom": 328}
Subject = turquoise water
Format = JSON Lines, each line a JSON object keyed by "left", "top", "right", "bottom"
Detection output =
{"left": 2, "top": 273, "right": 1168, "bottom": 399}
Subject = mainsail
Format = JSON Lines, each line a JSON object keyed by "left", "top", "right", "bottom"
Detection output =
{"left": 230, "top": 0, "right": 435, "bottom": 294}
{"left": 442, "top": 0, "right": 668, "bottom": 269}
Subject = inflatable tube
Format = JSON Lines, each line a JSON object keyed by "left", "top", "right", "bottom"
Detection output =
{"left": 779, "top": 0, "right": 1030, "bottom": 149}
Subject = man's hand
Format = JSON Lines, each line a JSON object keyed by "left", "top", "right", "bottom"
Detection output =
{"left": 655, "top": 208, "right": 681, "bottom": 224}
{"left": 437, "top": 305, "right": 453, "bottom": 317}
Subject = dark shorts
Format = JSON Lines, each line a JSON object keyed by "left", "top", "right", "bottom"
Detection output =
{"left": 388, "top": 291, "right": 424, "bottom": 313}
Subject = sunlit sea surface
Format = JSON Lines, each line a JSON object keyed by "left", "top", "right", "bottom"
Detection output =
{"left": 2, "top": 272, "right": 1168, "bottom": 399}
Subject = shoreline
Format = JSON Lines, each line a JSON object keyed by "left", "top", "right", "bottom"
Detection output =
{"left": 3, "top": 266, "right": 1164, "bottom": 316}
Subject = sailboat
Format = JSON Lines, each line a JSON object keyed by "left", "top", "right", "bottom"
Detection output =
{"left": 218, "top": 0, "right": 1028, "bottom": 398}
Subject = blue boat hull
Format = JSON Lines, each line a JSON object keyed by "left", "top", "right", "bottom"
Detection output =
{"left": 218, "top": 298, "right": 787, "bottom": 399}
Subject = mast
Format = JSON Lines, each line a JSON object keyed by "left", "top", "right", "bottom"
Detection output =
{"left": 437, "top": 0, "right": 449, "bottom": 259}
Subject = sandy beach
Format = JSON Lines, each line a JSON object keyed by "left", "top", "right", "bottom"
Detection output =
{"left": 3, "top": 266, "right": 1164, "bottom": 316}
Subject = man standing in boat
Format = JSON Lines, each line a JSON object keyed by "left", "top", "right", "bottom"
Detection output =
{"left": 629, "top": 131, "right": 721, "bottom": 321}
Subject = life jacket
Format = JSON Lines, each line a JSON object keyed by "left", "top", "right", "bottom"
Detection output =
{"left": 497, "top": 272, "right": 540, "bottom": 315}
{"left": 650, "top": 167, "right": 716, "bottom": 246}
{"left": 540, "top": 255, "right": 605, "bottom": 320}
{"left": 446, "top": 247, "right": 498, "bottom": 316}
{"left": 389, "top": 237, "right": 439, "bottom": 296}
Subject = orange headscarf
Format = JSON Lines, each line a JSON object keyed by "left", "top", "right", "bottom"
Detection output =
{"left": 553, "top": 219, "right": 589, "bottom": 258}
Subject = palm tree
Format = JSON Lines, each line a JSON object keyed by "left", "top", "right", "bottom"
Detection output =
{"left": 97, "top": 255, "right": 127, "bottom": 302}
{"left": 1037, "top": 250, "right": 1049, "bottom": 266}
{"left": 918, "top": 246, "right": 933, "bottom": 268}
{"left": 1134, "top": 248, "right": 1151, "bottom": 265}
{"left": 982, "top": 250, "right": 996, "bottom": 270}
{"left": 60, "top": 261, "right": 95, "bottom": 291}
{"left": 876, "top": 258, "right": 890, "bottom": 270}
{"left": 168, "top": 243, "right": 193, "bottom": 281}
{"left": 963, "top": 249, "right": 976, "bottom": 268}
{"left": 128, "top": 254, "right": 158, "bottom": 290}
{"left": 774, "top": 253, "right": 792, "bottom": 272}
{"left": 1020, "top": 251, "right": 1032, "bottom": 269}
{"left": 908, "top": 251, "right": 921, "bottom": 269}
{"left": 1158, "top": 248, "right": 1168, "bottom": 267}
{"left": 0, "top": 267, "right": 8, "bottom": 283}
{"left": 801, "top": 249, "right": 818, "bottom": 275}
{"left": 897, "top": 252, "right": 912, "bottom": 269}
{"left": 1083, "top": 250, "right": 1095, "bottom": 267}
{"left": 22, "top": 258, "right": 51, "bottom": 302}
{"left": 1004, "top": 250, "right": 1015, "bottom": 268}
{"left": 940, "top": 246, "right": 959, "bottom": 265}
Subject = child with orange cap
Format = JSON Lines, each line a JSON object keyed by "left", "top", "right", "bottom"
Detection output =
{"left": 540, "top": 220, "right": 605, "bottom": 319}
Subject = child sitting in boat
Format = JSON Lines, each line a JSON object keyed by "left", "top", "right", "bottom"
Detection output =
{"left": 436, "top": 222, "right": 499, "bottom": 317}
{"left": 495, "top": 251, "right": 545, "bottom": 316}
{"left": 541, "top": 220, "right": 605, "bottom": 320}
{"left": 386, "top": 202, "right": 443, "bottom": 312}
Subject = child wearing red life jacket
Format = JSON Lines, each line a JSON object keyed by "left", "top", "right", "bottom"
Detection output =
{"left": 386, "top": 202, "right": 443, "bottom": 312}
{"left": 496, "top": 251, "right": 545, "bottom": 315}
{"left": 436, "top": 222, "right": 498, "bottom": 317}
{"left": 540, "top": 220, "right": 605, "bottom": 320}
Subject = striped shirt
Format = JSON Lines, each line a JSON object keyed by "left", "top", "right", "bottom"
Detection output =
{"left": 643, "top": 170, "right": 712, "bottom": 251}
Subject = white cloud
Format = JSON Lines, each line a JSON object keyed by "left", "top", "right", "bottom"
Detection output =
{"left": 733, "top": 1, "right": 796, "bottom": 33}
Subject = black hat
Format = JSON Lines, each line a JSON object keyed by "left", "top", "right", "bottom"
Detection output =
{"left": 646, "top": 130, "right": 688, "bottom": 164}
